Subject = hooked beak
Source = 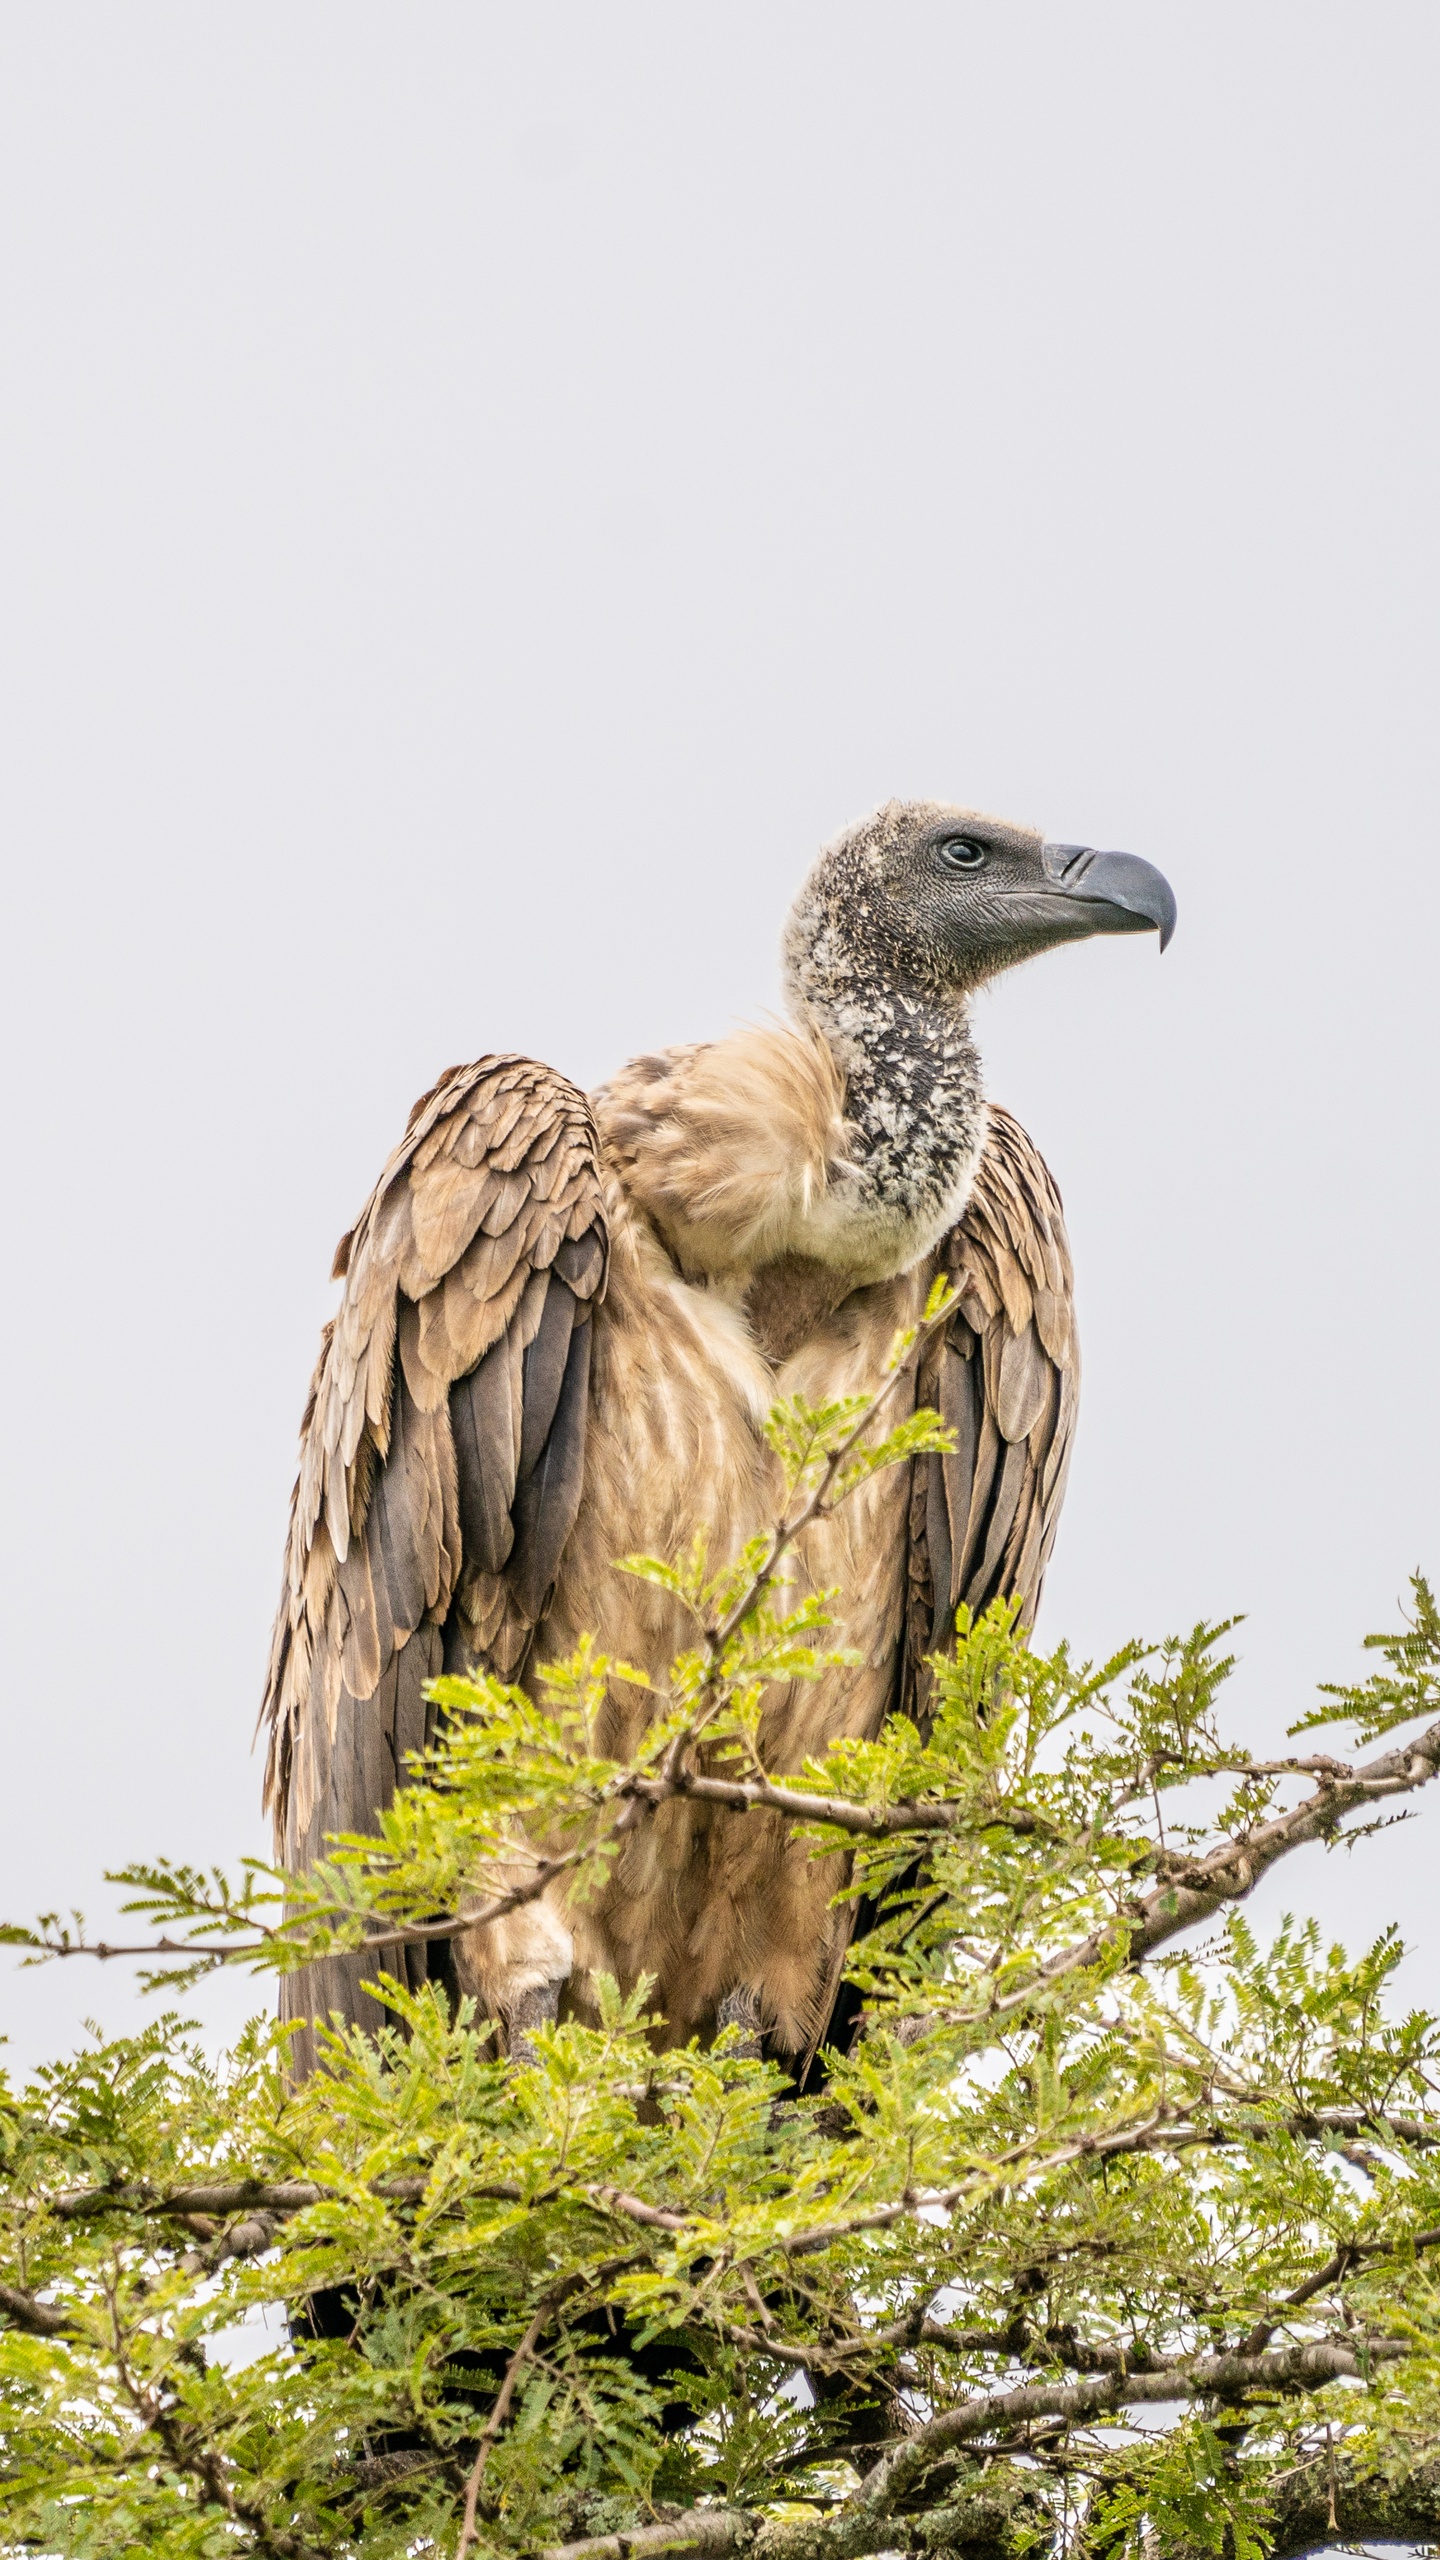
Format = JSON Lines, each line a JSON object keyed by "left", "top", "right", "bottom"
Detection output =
{"left": 1041, "top": 843, "right": 1177, "bottom": 952}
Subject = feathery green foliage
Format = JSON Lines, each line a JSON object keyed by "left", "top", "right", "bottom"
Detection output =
{"left": 5, "top": 1333, "right": 1440, "bottom": 2560}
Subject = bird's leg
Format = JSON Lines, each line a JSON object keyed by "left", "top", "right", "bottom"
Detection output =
{"left": 715, "top": 1985, "right": 765, "bottom": 2059}
{"left": 503, "top": 1978, "right": 562, "bottom": 2068}
{"left": 451, "top": 1878, "right": 574, "bottom": 2065}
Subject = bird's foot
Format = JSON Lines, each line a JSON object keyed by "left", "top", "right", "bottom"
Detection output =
{"left": 716, "top": 1985, "right": 765, "bottom": 2059}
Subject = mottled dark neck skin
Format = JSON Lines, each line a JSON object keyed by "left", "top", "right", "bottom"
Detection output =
{"left": 783, "top": 890, "right": 986, "bottom": 1238}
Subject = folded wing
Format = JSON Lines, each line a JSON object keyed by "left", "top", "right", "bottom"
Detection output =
{"left": 903, "top": 1102, "right": 1078, "bottom": 1724}
{"left": 261, "top": 1055, "right": 607, "bottom": 2055}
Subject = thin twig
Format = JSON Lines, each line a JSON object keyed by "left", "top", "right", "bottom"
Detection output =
{"left": 455, "top": 2299, "right": 550, "bottom": 2560}
{"left": 12, "top": 1843, "right": 593, "bottom": 1973}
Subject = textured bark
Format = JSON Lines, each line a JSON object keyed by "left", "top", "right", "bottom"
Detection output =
{"left": 542, "top": 2419, "right": 1440, "bottom": 2560}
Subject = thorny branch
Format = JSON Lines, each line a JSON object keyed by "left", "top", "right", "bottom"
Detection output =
{"left": 102, "top": 2263, "right": 319, "bottom": 2560}
{"left": 1032, "top": 1712, "right": 1440, "bottom": 1989}
{"left": 533, "top": 2337, "right": 1415, "bottom": 2560}
{"left": 19, "top": 1693, "right": 1440, "bottom": 1995}
{"left": 24, "top": 2123, "right": 1431, "bottom": 2341}
{"left": 857, "top": 2338, "right": 1406, "bottom": 2507}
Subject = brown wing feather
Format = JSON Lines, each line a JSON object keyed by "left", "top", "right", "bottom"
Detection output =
{"left": 261, "top": 1056, "right": 608, "bottom": 2057}
{"left": 903, "top": 1104, "right": 1078, "bottom": 1725}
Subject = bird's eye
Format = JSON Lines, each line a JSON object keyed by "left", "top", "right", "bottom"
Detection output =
{"left": 936, "top": 836, "right": 987, "bottom": 872}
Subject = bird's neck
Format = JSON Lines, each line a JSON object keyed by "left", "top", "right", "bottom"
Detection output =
{"left": 784, "top": 921, "right": 987, "bottom": 1244}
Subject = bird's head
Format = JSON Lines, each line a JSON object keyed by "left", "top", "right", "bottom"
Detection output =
{"left": 784, "top": 800, "right": 1176, "bottom": 1009}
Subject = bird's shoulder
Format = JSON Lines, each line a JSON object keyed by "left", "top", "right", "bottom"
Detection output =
{"left": 280, "top": 1054, "right": 608, "bottom": 1625}
{"left": 334, "top": 1052, "right": 602, "bottom": 1288}
{"left": 330, "top": 1052, "right": 606, "bottom": 1387}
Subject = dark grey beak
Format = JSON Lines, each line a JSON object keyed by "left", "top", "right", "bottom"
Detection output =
{"left": 1042, "top": 843, "right": 1177, "bottom": 951}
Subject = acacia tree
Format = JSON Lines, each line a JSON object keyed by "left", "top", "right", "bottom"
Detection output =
{"left": 4, "top": 1293, "right": 1440, "bottom": 2560}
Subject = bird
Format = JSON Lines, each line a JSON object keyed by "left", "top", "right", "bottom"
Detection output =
{"left": 262, "top": 802, "right": 1174, "bottom": 2076}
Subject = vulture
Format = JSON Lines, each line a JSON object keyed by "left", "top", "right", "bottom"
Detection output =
{"left": 263, "top": 802, "right": 1174, "bottom": 2075}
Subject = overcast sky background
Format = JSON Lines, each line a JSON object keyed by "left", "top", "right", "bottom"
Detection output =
{"left": 1, "top": 5, "right": 1437, "bottom": 2075}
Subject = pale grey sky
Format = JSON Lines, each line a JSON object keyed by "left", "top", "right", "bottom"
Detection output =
{"left": 2, "top": 4, "right": 1437, "bottom": 2074}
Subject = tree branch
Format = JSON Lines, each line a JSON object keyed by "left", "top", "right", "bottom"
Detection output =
{"left": 538, "top": 2367, "right": 1416, "bottom": 2560}
{"left": 542, "top": 2519, "right": 750, "bottom": 2560}
{"left": 857, "top": 2337, "right": 1403, "bottom": 2515}
{"left": 1025, "top": 1711, "right": 1440, "bottom": 1997}
{"left": 0, "top": 2278, "right": 80, "bottom": 2338}
{"left": 621, "top": 1766, "right": 1051, "bottom": 1838}
{"left": 10, "top": 1843, "right": 591, "bottom": 1974}
{"left": 44, "top": 2173, "right": 434, "bottom": 2220}
{"left": 26, "top": 1600, "right": 1435, "bottom": 1998}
